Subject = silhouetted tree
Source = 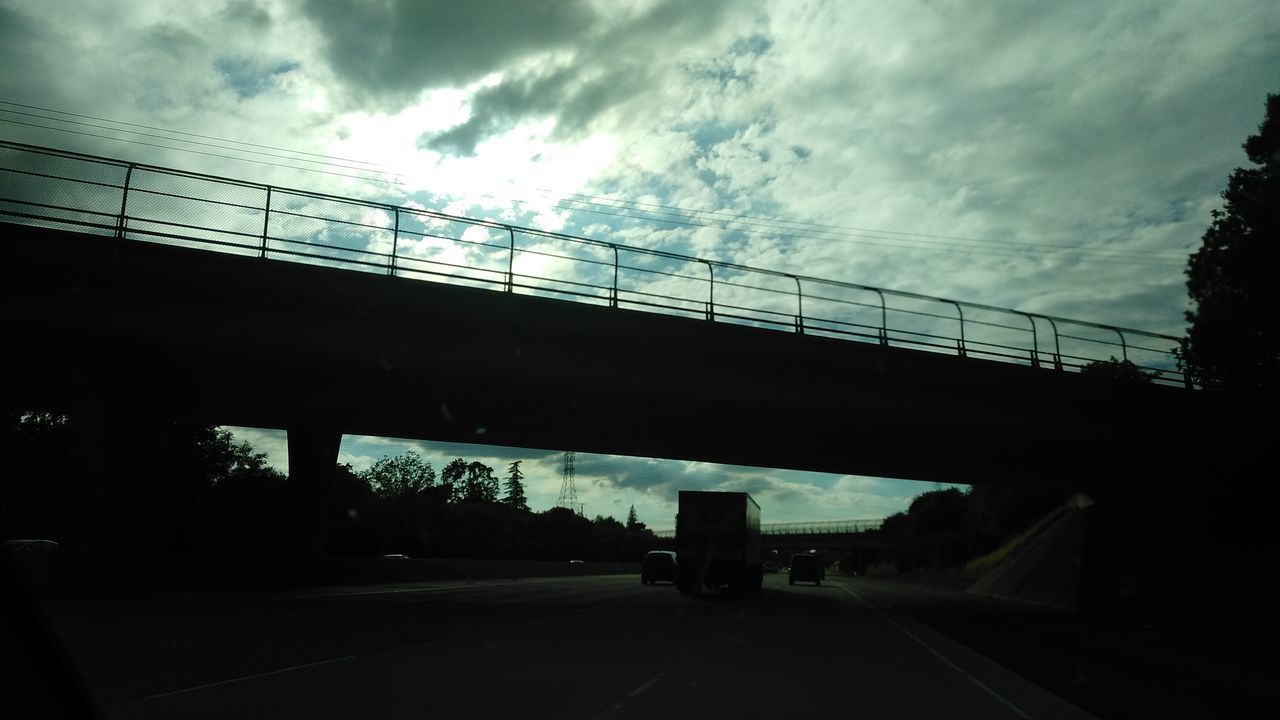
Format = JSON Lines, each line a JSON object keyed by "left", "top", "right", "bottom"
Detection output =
{"left": 325, "top": 463, "right": 381, "bottom": 557}
{"left": 1081, "top": 356, "right": 1159, "bottom": 383}
{"left": 361, "top": 450, "right": 435, "bottom": 498}
{"left": 535, "top": 507, "right": 595, "bottom": 560}
{"left": 440, "top": 458, "right": 467, "bottom": 504}
{"left": 625, "top": 504, "right": 639, "bottom": 530}
{"left": 203, "top": 460, "right": 290, "bottom": 554}
{"left": 0, "top": 411, "right": 70, "bottom": 540}
{"left": 1181, "top": 91, "right": 1280, "bottom": 401}
{"left": 462, "top": 461, "right": 499, "bottom": 503}
{"left": 502, "top": 460, "right": 528, "bottom": 511}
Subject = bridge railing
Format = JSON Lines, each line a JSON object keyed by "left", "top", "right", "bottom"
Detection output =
{"left": 761, "top": 519, "right": 884, "bottom": 535}
{"left": 651, "top": 518, "right": 884, "bottom": 539}
{"left": 0, "top": 140, "right": 1187, "bottom": 386}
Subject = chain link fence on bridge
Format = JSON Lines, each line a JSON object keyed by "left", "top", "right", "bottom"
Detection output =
{"left": 652, "top": 519, "right": 884, "bottom": 539}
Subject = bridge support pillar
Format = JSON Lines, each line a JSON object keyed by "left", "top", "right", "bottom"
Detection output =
{"left": 286, "top": 424, "right": 341, "bottom": 556}
{"left": 61, "top": 395, "right": 138, "bottom": 551}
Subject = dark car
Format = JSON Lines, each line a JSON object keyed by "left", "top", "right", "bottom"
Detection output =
{"left": 788, "top": 553, "right": 824, "bottom": 586}
{"left": 640, "top": 550, "right": 677, "bottom": 585}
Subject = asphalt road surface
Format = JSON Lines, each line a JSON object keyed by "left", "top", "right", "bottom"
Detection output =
{"left": 40, "top": 573, "right": 1108, "bottom": 720}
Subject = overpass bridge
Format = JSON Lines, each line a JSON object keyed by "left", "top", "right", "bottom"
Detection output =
{"left": 655, "top": 520, "right": 893, "bottom": 565}
{"left": 0, "top": 141, "right": 1224, "bottom": 550}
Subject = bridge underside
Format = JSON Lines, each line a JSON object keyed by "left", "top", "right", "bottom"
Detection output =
{"left": 4, "top": 224, "right": 1212, "bottom": 489}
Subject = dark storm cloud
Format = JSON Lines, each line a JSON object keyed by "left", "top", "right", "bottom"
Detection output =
{"left": 573, "top": 455, "right": 838, "bottom": 509}
{"left": 420, "top": 60, "right": 653, "bottom": 156}
{"left": 299, "top": 0, "right": 599, "bottom": 103}
{"left": 404, "top": 438, "right": 560, "bottom": 465}
{"left": 301, "top": 0, "right": 739, "bottom": 154}
{"left": 573, "top": 454, "right": 686, "bottom": 493}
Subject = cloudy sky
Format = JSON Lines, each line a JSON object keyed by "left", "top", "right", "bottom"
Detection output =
{"left": 3, "top": 0, "right": 1276, "bottom": 527}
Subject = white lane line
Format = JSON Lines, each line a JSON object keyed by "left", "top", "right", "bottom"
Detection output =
{"left": 118, "top": 654, "right": 359, "bottom": 704}
{"left": 968, "top": 674, "right": 1036, "bottom": 719}
{"left": 627, "top": 674, "right": 664, "bottom": 698}
{"left": 839, "top": 584, "right": 1032, "bottom": 719}
{"left": 283, "top": 576, "right": 579, "bottom": 601}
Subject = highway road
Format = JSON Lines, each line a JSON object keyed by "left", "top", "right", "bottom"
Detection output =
{"left": 41, "top": 573, "right": 1104, "bottom": 720}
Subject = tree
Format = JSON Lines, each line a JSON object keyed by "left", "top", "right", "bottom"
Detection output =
{"left": 1081, "top": 356, "right": 1159, "bottom": 383}
{"left": 361, "top": 450, "right": 436, "bottom": 499}
{"left": 502, "top": 460, "right": 529, "bottom": 511}
{"left": 1, "top": 411, "right": 71, "bottom": 540}
{"left": 1181, "top": 92, "right": 1280, "bottom": 401}
{"left": 441, "top": 458, "right": 468, "bottom": 504}
{"left": 462, "top": 461, "right": 499, "bottom": 503}
{"left": 625, "top": 504, "right": 643, "bottom": 531}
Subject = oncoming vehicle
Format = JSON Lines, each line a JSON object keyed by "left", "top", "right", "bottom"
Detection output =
{"left": 640, "top": 550, "right": 677, "bottom": 585}
{"left": 788, "top": 553, "right": 825, "bottom": 586}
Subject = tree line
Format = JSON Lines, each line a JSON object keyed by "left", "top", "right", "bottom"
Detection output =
{"left": 0, "top": 414, "right": 659, "bottom": 563}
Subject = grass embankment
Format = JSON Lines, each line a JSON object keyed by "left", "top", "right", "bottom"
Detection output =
{"left": 860, "top": 495, "right": 1087, "bottom": 598}
{"left": 962, "top": 498, "right": 1080, "bottom": 582}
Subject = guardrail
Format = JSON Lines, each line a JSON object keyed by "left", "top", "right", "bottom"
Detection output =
{"left": 0, "top": 140, "right": 1187, "bottom": 386}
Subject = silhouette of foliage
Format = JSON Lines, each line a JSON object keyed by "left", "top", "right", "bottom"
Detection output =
{"left": 875, "top": 484, "right": 1074, "bottom": 573}
{"left": 361, "top": 450, "right": 436, "bottom": 498}
{"left": 1080, "top": 356, "right": 1159, "bottom": 383}
{"left": 0, "top": 411, "right": 70, "bottom": 540}
{"left": 2, "top": 413, "right": 663, "bottom": 563}
{"left": 462, "top": 461, "right": 499, "bottom": 504}
{"left": 440, "top": 458, "right": 467, "bottom": 504}
{"left": 502, "top": 460, "right": 528, "bottom": 511}
{"left": 1182, "top": 92, "right": 1280, "bottom": 400}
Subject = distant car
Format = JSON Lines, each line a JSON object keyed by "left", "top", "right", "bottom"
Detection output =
{"left": 381, "top": 553, "right": 410, "bottom": 560}
{"left": 788, "top": 553, "right": 824, "bottom": 586}
{"left": 640, "top": 550, "right": 677, "bottom": 585}
{"left": 569, "top": 559, "right": 585, "bottom": 565}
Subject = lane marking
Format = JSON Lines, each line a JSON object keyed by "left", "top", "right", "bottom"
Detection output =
{"left": 105, "top": 576, "right": 648, "bottom": 709}
{"left": 969, "top": 674, "right": 1036, "bottom": 719}
{"left": 115, "top": 654, "right": 358, "bottom": 704}
{"left": 838, "top": 583, "right": 1031, "bottom": 719}
{"left": 281, "top": 575, "right": 606, "bottom": 601}
{"left": 627, "top": 673, "right": 664, "bottom": 698}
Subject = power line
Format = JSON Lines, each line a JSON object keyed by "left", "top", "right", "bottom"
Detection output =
{"left": 0, "top": 113, "right": 1185, "bottom": 267}
{"left": 0, "top": 116, "right": 396, "bottom": 186}
{"left": 0, "top": 100, "right": 391, "bottom": 170}
{"left": 0, "top": 102, "right": 1190, "bottom": 267}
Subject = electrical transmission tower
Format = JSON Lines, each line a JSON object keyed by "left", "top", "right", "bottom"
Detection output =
{"left": 557, "top": 451, "right": 583, "bottom": 516}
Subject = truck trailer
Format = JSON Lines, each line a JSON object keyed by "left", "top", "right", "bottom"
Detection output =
{"left": 675, "top": 491, "right": 762, "bottom": 595}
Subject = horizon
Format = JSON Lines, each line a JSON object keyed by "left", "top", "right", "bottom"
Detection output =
{"left": 222, "top": 425, "right": 952, "bottom": 532}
